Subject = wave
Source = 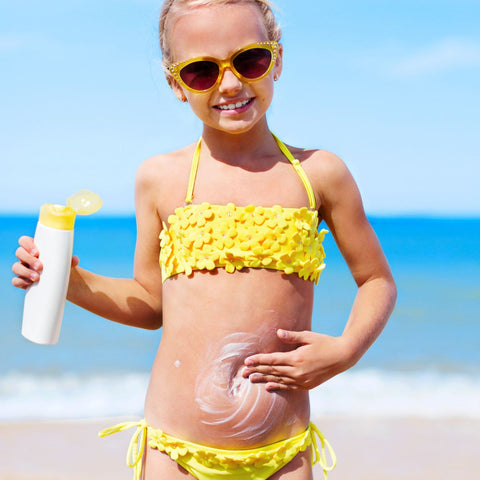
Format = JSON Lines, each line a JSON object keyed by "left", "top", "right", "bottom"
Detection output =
{"left": 310, "top": 368, "right": 480, "bottom": 419}
{"left": 1, "top": 371, "right": 149, "bottom": 421}
{"left": 2, "top": 369, "right": 479, "bottom": 421}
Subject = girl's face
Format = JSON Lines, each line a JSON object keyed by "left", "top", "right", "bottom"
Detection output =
{"left": 167, "top": 3, "right": 282, "bottom": 135}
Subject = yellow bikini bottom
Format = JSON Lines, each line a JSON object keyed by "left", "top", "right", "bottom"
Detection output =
{"left": 99, "top": 420, "right": 336, "bottom": 480}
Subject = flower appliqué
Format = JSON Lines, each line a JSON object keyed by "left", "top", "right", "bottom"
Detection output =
{"left": 159, "top": 202, "right": 327, "bottom": 283}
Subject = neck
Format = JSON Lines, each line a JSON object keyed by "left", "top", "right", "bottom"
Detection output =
{"left": 200, "top": 121, "right": 280, "bottom": 167}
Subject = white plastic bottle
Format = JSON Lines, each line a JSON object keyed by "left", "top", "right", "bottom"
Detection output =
{"left": 21, "top": 190, "right": 101, "bottom": 345}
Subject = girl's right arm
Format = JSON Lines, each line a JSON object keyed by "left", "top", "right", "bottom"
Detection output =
{"left": 12, "top": 158, "right": 164, "bottom": 330}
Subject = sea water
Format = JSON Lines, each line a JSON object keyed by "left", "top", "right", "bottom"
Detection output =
{"left": 1, "top": 215, "right": 479, "bottom": 420}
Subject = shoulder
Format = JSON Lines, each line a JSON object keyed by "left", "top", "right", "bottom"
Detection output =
{"left": 289, "top": 145, "right": 360, "bottom": 214}
{"left": 290, "top": 146, "right": 354, "bottom": 190}
{"left": 293, "top": 145, "right": 346, "bottom": 171}
{"left": 134, "top": 143, "right": 197, "bottom": 216}
{"left": 135, "top": 143, "right": 198, "bottom": 200}
{"left": 136, "top": 144, "right": 195, "bottom": 186}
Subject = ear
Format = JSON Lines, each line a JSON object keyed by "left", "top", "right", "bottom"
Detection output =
{"left": 273, "top": 43, "right": 283, "bottom": 81}
{"left": 166, "top": 72, "right": 188, "bottom": 102}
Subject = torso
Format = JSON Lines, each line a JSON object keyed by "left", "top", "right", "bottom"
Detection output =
{"left": 142, "top": 136, "right": 325, "bottom": 448}
{"left": 145, "top": 269, "right": 313, "bottom": 448}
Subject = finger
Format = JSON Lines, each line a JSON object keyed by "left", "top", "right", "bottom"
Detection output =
{"left": 12, "top": 261, "right": 40, "bottom": 282}
{"left": 244, "top": 351, "right": 291, "bottom": 367}
{"left": 277, "top": 329, "right": 310, "bottom": 345}
{"left": 243, "top": 364, "right": 293, "bottom": 378}
{"left": 15, "top": 246, "right": 42, "bottom": 271}
{"left": 71, "top": 255, "right": 80, "bottom": 268}
{"left": 11, "top": 260, "right": 38, "bottom": 288}
{"left": 248, "top": 372, "right": 297, "bottom": 386}
{"left": 19, "top": 236, "right": 38, "bottom": 256}
{"left": 11, "top": 276, "right": 34, "bottom": 289}
{"left": 265, "top": 382, "right": 301, "bottom": 392}
{"left": 12, "top": 262, "right": 40, "bottom": 282}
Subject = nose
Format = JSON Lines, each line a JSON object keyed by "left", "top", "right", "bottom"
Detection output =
{"left": 218, "top": 68, "right": 243, "bottom": 94}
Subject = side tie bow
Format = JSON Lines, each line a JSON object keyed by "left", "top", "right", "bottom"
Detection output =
{"left": 99, "top": 420, "right": 148, "bottom": 480}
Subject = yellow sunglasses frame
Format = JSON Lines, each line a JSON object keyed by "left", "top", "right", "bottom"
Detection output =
{"left": 167, "top": 41, "right": 280, "bottom": 93}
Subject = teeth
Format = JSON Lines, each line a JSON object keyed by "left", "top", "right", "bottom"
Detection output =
{"left": 217, "top": 99, "right": 250, "bottom": 110}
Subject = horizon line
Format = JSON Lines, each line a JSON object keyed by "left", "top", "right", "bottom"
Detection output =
{"left": 1, "top": 211, "right": 479, "bottom": 220}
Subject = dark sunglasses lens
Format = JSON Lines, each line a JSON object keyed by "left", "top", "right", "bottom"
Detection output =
{"left": 180, "top": 61, "right": 219, "bottom": 91}
{"left": 233, "top": 48, "right": 272, "bottom": 79}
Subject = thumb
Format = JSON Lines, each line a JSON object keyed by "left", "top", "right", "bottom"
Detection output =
{"left": 277, "top": 329, "right": 309, "bottom": 345}
{"left": 71, "top": 255, "right": 80, "bottom": 268}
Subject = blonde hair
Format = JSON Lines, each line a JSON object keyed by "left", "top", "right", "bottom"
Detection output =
{"left": 159, "top": 0, "right": 282, "bottom": 68}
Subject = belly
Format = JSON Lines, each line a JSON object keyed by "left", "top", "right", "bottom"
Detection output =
{"left": 145, "top": 270, "right": 313, "bottom": 448}
{"left": 145, "top": 327, "right": 310, "bottom": 447}
{"left": 194, "top": 331, "right": 296, "bottom": 442}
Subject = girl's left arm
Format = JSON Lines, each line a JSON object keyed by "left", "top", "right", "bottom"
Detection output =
{"left": 243, "top": 151, "right": 397, "bottom": 391}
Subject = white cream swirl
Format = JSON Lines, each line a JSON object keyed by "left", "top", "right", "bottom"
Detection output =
{"left": 194, "top": 332, "right": 288, "bottom": 441}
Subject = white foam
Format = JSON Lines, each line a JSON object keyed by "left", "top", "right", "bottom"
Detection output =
{"left": 2, "top": 368, "right": 479, "bottom": 421}
{"left": 0, "top": 371, "right": 149, "bottom": 421}
{"left": 310, "top": 368, "right": 480, "bottom": 419}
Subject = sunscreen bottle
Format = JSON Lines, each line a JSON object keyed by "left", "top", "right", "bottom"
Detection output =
{"left": 21, "top": 190, "right": 102, "bottom": 345}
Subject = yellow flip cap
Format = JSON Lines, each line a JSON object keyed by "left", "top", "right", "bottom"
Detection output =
{"left": 38, "top": 204, "right": 76, "bottom": 230}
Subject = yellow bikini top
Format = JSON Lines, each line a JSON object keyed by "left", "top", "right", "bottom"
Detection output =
{"left": 159, "top": 134, "right": 327, "bottom": 283}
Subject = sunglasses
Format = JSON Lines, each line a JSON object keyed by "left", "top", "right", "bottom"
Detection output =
{"left": 168, "top": 41, "right": 279, "bottom": 93}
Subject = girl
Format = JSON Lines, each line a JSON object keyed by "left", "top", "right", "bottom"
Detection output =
{"left": 12, "top": 1, "right": 396, "bottom": 479}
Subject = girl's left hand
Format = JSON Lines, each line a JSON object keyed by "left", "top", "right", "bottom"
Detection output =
{"left": 242, "top": 329, "right": 354, "bottom": 391}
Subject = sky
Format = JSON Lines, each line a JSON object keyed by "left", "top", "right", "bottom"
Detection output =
{"left": 1, "top": 0, "right": 479, "bottom": 216}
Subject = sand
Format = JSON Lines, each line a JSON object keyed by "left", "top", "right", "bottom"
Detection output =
{"left": 1, "top": 417, "right": 478, "bottom": 480}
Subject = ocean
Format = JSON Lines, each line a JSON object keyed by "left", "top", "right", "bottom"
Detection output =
{"left": 1, "top": 215, "right": 479, "bottom": 421}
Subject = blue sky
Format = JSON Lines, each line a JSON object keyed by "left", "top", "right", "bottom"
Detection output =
{"left": 1, "top": 0, "right": 479, "bottom": 215}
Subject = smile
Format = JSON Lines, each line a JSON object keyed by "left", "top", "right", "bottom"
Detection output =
{"left": 215, "top": 98, "right": 253, "bottom": 110}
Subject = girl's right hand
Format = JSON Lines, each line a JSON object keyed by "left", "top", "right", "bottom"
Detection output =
{"left": 11, "top": 236, "right": 79, "bottom": 289}
{"left": 12, "top": 236, "right": 42, "bottom": 289}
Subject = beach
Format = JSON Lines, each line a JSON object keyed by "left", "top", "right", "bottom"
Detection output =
{"left": 2, "top": 216, "right": 479, "bottom": 479}
{"left": 1, "top": 416, "right": 478, "bottom": 480}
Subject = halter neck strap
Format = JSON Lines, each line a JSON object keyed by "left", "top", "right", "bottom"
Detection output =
{"left": 271, "top": 133, "right": 317, "bottom": 210}
{"left": 185, "top": 138, "right": 202, "bottom": 204}
{"left": 185, "top": 133, "right": 317, "bottom": 210}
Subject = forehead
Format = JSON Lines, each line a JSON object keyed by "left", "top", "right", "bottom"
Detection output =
{"left": 170, "top": 3, "right": 269, "bottom": 61}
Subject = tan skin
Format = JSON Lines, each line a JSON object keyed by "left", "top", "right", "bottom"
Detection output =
{"left": 12, "top": 4, "right": 396, "bottom": 479}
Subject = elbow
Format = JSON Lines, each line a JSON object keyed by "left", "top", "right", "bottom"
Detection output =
{"left": 375, "top": 263, "right": 397, "bottom": 312}
{"left": 380, "top": 274, "right": 397, "bottom": 323}
{"left": 147, "top": 299, "right": 163, "bottom": 330}
{"left": 365, "top": 271, "right": 398, "bottom": 318}
{"left": 126, "top": 295, "right": 163, "bottom": 330}
{"left": 392, "top": 280, "right": 398, "bottom": 306}
{"left": 141, "top": 305, "right": 163, "bottom": 330}
{"left": 387, "top": 273, "right": 398, "bottom": 310}
{"left": 145, "top": 315, "right": 163, "bottom": 330}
